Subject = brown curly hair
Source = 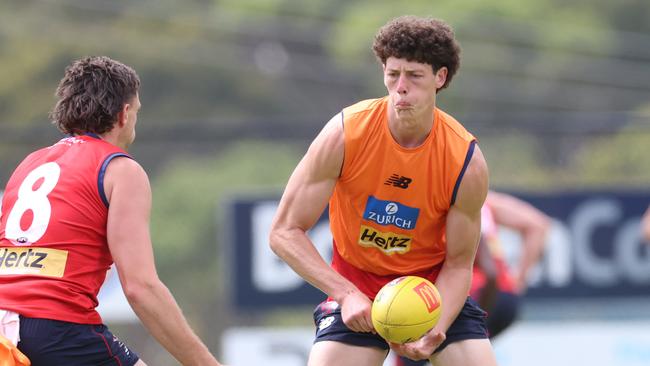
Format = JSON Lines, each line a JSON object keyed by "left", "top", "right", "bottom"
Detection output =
{"left": 372, "top": 16, "right": 461, "bottom": 91}
{"left": 50, "top": 56, "right": 140, "bottom": 135}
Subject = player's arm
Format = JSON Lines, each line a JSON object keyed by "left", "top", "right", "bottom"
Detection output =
{"left": 433, "top": 144, "right": 489, "bottom": 335}
{"left": 474, "top": 237, "right": 498, "bottom": 311}
{"left": 641, "top": 205, "right": 650, "bottom": 243}
{"left": 487, "top": 191, "right": 551, "bottom": 292}
{"left": 391, "top": 145, "right": 488, "bottom": 360}
{"left": 104, "top": 157, "right": 222, "bottom": 366}
{"left": 269, "top": 114, "right": 374, "bottom": 333}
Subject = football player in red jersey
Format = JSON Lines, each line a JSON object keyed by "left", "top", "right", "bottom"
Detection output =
{"left": 641, "top": 205, "right": 650, "bottom": 243}
{"left": 0, "top": 56, "right": 223, "bottom": 366}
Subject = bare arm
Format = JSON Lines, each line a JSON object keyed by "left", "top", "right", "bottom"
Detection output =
{"left": 105, "top": 157, "right": 221, "bottom": 366}
{"left": 269, "top": 114, "right": 374, "bottom": 333}
{"left": 434, "top": 145, "right": 489, "bottom": 334}
{"left": 487, "top": 191, "right": 551, "bottom": 292}
{"left": 391, "top": 144, "right": 489, "bottom": 360}
{"left": 642, "top": 205, "right": 650, "bottom": 243}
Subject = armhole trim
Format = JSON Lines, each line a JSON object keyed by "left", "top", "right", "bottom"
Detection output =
{"left": 98, "top": 153, "right": 132, "bottom": 208}
{"left": 338, "top": 111, "right": 345, "bottom": 178}
{"left": 450, "top": 140, "right": 477, "bottom": 206}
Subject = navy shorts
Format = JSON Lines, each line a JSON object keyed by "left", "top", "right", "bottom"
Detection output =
{"left": 313, "top": 297, "right": 488, "bottom": 354}
{"left": 17, "top": 316, "right": 140, "bottom": 366}
{"left": 484, "top": 290, "right": 520, "bottom": 338}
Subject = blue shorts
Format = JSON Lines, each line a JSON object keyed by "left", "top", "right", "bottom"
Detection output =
{"left": 313, "top": 297, "right": 488, "bottom": 354}
{"left": 17, "top": 316, "right": 140, "bottom": 366}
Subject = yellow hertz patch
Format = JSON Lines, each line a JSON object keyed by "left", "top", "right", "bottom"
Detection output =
{"left": 0, "top": 248, "right": 68, "bottom": 278}
{"left": 358, "top": 225, "right": 412, "bottom": 255}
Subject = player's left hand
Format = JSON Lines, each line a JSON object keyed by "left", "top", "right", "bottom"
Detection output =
{"left": 389, "top": 328, "right": 446, "bottom": 361}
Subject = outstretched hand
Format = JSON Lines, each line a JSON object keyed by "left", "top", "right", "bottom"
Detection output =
{"left": 339, "top": 290, "right": 375, "bottom": 333}
{"left": 389, "top": 328, "right": 446, "bottom": 361}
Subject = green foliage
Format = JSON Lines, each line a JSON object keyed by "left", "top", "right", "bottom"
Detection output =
{"left": 570, "top": 128, "right": 650, "bottom": 188}
{"left": 148, "top": 140, "right": 302, "bottom": 307}
{"left": 480, "top": 133, "right": 555, "bottom": 190}
{"left": 326, "top": 0, "right": 608, "bottom": 68}
{"left": 482, "top": 125, "right": 650, "bottom": 190}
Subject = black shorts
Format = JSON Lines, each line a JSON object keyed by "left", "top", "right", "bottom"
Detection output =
{"left": 313, "top": 296, "right": 488, "bottom": 354}
{"left": 484, "top": 290, "right": 520, "bottom": 338}
{"left": 17, "top": 316, "right": 140, "bottom": 366}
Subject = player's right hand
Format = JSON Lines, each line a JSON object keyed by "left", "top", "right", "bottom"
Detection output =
{"left": 339, "top": 290, "right": 375, "bottom": 333}
{"left": 390, "top": 327, "right": 446, "bottom": 360}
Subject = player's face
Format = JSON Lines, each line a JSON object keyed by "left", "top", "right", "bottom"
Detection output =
{"left": 383, "top": 57, "right": 447, "bottom": 120}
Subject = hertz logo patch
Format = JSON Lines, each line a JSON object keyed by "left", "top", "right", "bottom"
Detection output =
{"left": 0, "top": 248, "right": 68, "bottom": 278}
{"left": 358, "top": 225, "right": 412, "bottom": 255}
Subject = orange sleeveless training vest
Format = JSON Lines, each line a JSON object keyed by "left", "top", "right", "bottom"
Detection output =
{"left": 329, "top": 97, "right": 476, "bottom": 283}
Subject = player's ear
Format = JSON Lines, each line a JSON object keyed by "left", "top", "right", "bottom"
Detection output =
{"left": 435, "top": 67, "right": 448, "bottom": 89}
{"left": 115, "top": 103, "right": 129, "bottom": 128}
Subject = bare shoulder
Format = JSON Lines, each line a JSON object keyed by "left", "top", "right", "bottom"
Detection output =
{"left": 305, "top": 113, "right": 345, "bottom": 180}
{"left": 455, "top": 144, "right": 489, "bottom": 212}
{"left": 312, "top": 113, "right": 344, "bottom": 155}
{"left": 272, "top": 113, "right": 344, "bottom": 230}
{"left": 103, "top": 156, "right": 150, "bottom": 202}
{"left": 467, "top": 144, "right": 488, "bottom": 178}
{"left": 320, "top": 112, "right": 345, "bottom": 139}
{"left": 105, "top": 156, "right": 147, "bottom": 177}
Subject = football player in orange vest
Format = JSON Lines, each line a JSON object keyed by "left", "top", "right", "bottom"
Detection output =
{"left": 270, "top": 16, "right": 497, "bottom": 366}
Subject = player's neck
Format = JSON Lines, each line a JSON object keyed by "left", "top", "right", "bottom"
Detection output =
{"left": 387, "top": 108, "right": 435, "bottom": 148}
{"left": 95, "top": 130, "right": 128, "bottom": 151}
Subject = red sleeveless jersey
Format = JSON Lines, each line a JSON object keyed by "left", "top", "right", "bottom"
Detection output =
{"left": 0, "top": 135, "right": 130, "bottom": 324}
{"left": 329, "top": 97, "right": 476, "bottom": 299}
{"left": 470, "top": 204, "right": 517, "bottom": 296}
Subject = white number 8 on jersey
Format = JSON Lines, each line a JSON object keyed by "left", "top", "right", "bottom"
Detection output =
{"left": 5, "top": 162, "right": 61, "bottom": 245}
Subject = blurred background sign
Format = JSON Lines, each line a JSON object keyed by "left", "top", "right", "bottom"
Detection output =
{"left": 227, "top": 197, "right": 332, "bottom": 309}
{"left": 228, "top": 191, "right": 650, "bottom": 309}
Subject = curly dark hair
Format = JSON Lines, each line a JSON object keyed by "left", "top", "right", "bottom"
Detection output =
{"left": 372, "top": 16, "right": 461, "bottom": 91}
{"left": 50, "top": 56, "right": 140, "bottom": 135}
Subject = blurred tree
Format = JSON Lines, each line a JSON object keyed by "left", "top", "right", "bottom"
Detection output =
{"left": 3, "top": 0, "right": 647, "bottom": 189}
{"left": 570, "top": 126, "right": 650, "bottom": 188}
{"left": 149, "top": 139, "right": 302, "bottom": 319}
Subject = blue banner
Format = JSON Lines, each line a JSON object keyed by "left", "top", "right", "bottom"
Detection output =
{"left": 225, "top": 191, "right": 650, "bottom": 309}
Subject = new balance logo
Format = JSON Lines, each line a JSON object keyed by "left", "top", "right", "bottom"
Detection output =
{"left": 384, "top": 174, "right": 412, "bottom": 189}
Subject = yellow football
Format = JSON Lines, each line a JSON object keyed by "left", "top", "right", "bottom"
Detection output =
{"left": 371, "top": 276, "right": 442, "bottom": 344}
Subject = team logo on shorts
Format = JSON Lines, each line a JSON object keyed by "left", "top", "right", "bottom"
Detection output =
{"left": 362, "top": 196, "right": 419, "bottom": 230}
{"left": 112, "top": 335, "right": 131, "bottom": 356}
{"left": 318, "top": 316, "right": 335, "bottom": 331}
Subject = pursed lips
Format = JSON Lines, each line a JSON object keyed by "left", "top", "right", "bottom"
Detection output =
{"left": 395, "top": 101, "right": 413, "bottom": 109}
